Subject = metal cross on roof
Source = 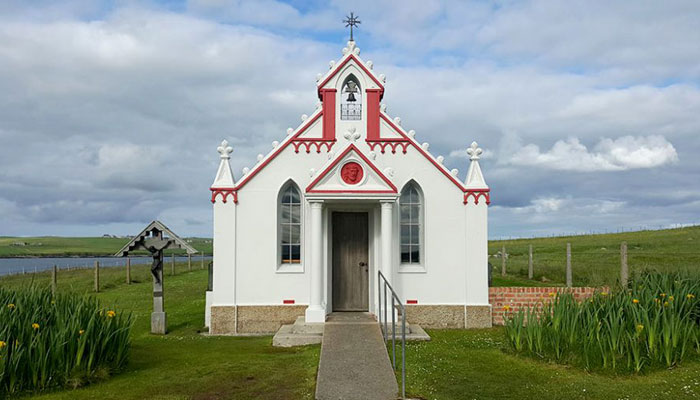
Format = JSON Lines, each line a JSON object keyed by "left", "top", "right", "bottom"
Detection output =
{"left": 343, "top": 12, "right": 361, "bottom": 41}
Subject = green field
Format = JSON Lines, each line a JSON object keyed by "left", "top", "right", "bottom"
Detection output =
{"left": 0, "top": 237, "right": 213, "bottom": 257}
{"left": 1, "top": 262, "right": 699, "bottom": 399}
{"left": 489, "top": 225, "right": 700, "bottom": 287}
{"left": 1, "top": 264, "right": 319, "bottom": 399}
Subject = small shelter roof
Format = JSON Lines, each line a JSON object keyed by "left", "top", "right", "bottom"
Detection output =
{"left": 114, "top": 220, "right": 198, "bottom": 257}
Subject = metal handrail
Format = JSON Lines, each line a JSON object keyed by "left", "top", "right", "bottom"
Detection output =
{"left": 378, "top": 270, "right": 406, "bottom": 399}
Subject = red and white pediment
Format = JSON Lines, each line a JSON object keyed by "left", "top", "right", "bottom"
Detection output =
{"left": 306, "top": 144, "right": 397, "bottom": 194}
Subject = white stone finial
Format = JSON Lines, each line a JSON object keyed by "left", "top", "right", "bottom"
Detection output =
{"left": 301, "top": 114, "right": 308, "bottom": 122}
{"left": 393, "top": 117, "right": 401, "bottom": 126}
{"left": 287, "top": 127, "right": 294, "bottom": 135}
{"left": 379, "top": 74, "right": 386, "bottom": 83}
{"left": 422, "top": 142, "right": 430, "bottom": 151}
{"left": 217, "top": 140, "right": 233, "bottom": 159}
{"left": 309, "top": 168, "right": 316, "bottom": 177}
{"left": 464, "top": 140, "right": 488, "bottom": 189}
{"left": 408, "top": 130, "right": 416, "bottom": 138}
{"left": 451, "top": 168, "right": 459, "bottom": 177}
{"left": 257, "top": 154, "right": 264, "bottom": 162}
{"left": 367, "top": 60, "right": 373, "bottom": 69}
{"left": 437, "top": 155, "right": 444, "bottom": 164}
{"left": 316, "top": 73, "right": 322, "bottom": 82}
{"left": 380, "top": 103, "right": 387, "bottom": 113}
{"left": 242, "top": 167, "right": 250, "bottom": 175}
{"left": 466, "top": 141, "right": 483, "bottom": 161}
{"left": 272, "top": 141, "right": 279, "bottom": 149}
{"left": 329, "top": 60, "right": 336, "bottom": 69}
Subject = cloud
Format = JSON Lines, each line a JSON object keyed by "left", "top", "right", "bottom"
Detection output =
{"left": 0, "top": 1, "right": 699, "bottom": 238}
{"left": 501, "top": 134, "right": 678, "bottom": 172}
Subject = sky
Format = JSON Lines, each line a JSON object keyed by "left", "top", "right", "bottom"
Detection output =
{"left": 0, "top": 0, "right": 698, "bottom": 239}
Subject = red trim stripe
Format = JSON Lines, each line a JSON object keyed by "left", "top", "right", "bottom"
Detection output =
{"left": 406, "top": 300, "right": 418, "bottom": 305}
{"left": 283, "top": 299, "right": 295, "bottom": 305}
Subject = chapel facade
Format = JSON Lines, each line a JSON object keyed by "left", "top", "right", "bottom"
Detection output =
{"left": 206, "top": 40, "right": 491, "bottom": 334}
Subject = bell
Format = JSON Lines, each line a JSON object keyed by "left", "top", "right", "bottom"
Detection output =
{"left": 346, "top": 92, "right": 356, "bottom": 102}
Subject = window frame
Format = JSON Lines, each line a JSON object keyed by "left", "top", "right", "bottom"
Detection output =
{"left": 277, "top": 181, "right": 304, "bottom": 273}
{"left": 398, "top": 181, "right": 426, "bottom": 273}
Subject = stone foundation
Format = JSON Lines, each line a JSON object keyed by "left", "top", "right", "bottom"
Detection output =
{"left": 404, "top": 305, "right": 492, "bottom": 329}
{"left": 210, "top": 305, "right": 306, "bottom": 334}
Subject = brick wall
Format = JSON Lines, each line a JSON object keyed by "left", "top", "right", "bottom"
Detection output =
{"left": 489, "top": 286, "right": 600, "bottom": 325}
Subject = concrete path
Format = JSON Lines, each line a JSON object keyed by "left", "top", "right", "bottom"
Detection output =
{"left": 316, "top": 312, "right": 399, "bottom": 400}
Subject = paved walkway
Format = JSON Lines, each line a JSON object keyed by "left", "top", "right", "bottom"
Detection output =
{"left": 315, "top": 312, "right": 399, "bottom": 400}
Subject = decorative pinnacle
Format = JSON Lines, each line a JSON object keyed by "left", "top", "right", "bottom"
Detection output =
{"left": 467, "top": 141, "right": 483, "bottom": 161}
{"left": 217, "top": 140, "right": 233, "bottom": 159}
{"left": 343, "top": 12, "right": 361, "bottom": 41}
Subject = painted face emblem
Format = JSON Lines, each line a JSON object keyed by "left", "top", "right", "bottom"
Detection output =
{"left": 341, "top": 162, "right": 364, "bottom": 185}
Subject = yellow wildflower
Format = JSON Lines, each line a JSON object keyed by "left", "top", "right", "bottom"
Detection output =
{"left": 0, "top": 340, "right": 6, "bottom": 349}
{"left": 601, "top": 292, "right": 608, "bottom": 296}
{"left": 106, "top": 310, "right": 116, "bottom": 318}
{"left": 548, "top": 292, "right": 556, "bottom": 297}
{"left": 503, "top": 305, "right": 511, "bottom": 312}
{"left": 663, "top": 301, "right": 669, "bottom": 307}
{"left": 7, "top": 303, "right": 15, "bottom": 310}
{"left": 636, "top": 324, "right": 644, "bottom": 333}
{"left": 632, "top": 299, "right": 639, "bottom": 304}
{"left": 660, "top": 293, "right": 666, "bottom": 298}
{"left": 654, "top": 298, "right": 661, "bottom": 304}
{"left": 79, "top": 330, "right": 85, "bottom": 336}
{"left": 687, "top": 294, "right": 695, "bottom": 300}
{"left": 669, "top": 295, "right": 674, "bottom": 301}
{"left": 32, "top": 323, "right": 39, "bottom": 330}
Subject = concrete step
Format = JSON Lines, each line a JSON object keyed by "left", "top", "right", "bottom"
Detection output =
{"left": 272, "top": 324, "right": 322, "bottom": 347}
{"left": 291, "top": 316, "right": 325, "bottom": 334}
{"left": 380, "top": 320, "right": 431, "bottom": 341}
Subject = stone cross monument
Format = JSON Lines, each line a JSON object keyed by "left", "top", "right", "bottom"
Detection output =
{"left": 115, "top": 220, "right": 197, "bottom": 334}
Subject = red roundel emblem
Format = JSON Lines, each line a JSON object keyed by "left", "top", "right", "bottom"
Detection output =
{"left": 341, "top": 162, "right": 364, "bottom": 185}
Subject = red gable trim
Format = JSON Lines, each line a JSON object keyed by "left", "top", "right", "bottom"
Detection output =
{"left": 233, "top": 111, "right": 323, "bottom": 192}
{"left": 306, "top": 144, "right": 398, "bottom": 194}
{"left": 379, "top": 113, "right": 467, "bottom": 192}
{"left": 317, "top": 54, "right": 384, "bottom": 99}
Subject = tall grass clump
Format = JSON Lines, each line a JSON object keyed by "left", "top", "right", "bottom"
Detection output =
{"left": 0, "top": 286, "right": 132, "bottom": 395}
{"left": 504, "top": 272, "right": 699, "bottom": 373}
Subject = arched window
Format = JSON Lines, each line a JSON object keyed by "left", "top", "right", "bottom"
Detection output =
{"left": 279, "top": 183, "right": 302, "bottom": 264}
{"left": 340, "top": 75, "right": 362, "bottom": 120}
{"left": 399, "top": 182, "right": 422, "bottom": 264}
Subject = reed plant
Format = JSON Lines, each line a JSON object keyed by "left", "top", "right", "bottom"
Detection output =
{"left": 0, "top": 286, "right": 132, "bottom": 395}
{"left": 504, "top": 272, "right": 699, "bottom": 373}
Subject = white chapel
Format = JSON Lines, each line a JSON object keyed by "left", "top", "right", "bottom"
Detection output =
{"left": 205, "top": 39, "right": 491, "bottom": 335}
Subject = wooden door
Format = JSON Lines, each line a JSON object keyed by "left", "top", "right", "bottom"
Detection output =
{"left": 332, "top": 212, "right": 369, "bottom": 311}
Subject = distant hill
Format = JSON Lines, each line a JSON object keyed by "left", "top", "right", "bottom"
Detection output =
{"left": 489, "top": 225, "right": 700, "bottom": 287}
{"left": 0, "top": 236, "right": 213, "bottom": 257}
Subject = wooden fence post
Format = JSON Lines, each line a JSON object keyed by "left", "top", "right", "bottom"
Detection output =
{"left": 94, "top": 260, "right": 100, "bottom": 293}
{"left": 188, "top": 253, "right": 192, "bottom": 272}
{"left": 566, "top": 243, "right": 572, "bottom": 288}
{"left": 171, "top": 253, "right": 175, "bottom": 276}
{"left": 528, "top": 245, "right": 533, "bottom": 279}
{"left": 620, "top": 241, "right": 628, "bottom": 288}
{"left": 126, "top": 257, "right": 131, "bottom": 285}
{"left": 501, "top": 245, "right": 506, "bottom": 276}
{"left": 51, "top": 265, "right": 57, "bottom": 296}
{"left": 201, "top": 253, "right": 204, "bottom": 270}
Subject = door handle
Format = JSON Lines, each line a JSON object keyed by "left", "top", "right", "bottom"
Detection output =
{"left": 359, "top": 262, "right": 367, "bottom": 267}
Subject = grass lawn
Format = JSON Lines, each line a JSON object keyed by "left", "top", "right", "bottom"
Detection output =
{"left": 3, "top": 265, "right": 319, "bottom": 399}
{"left": 406, "top": 329, "right": 700, "bottom": 399}
{"left": 489, "top": 225, "right": 700, "bottom": 287}
{"left": 0, "top": 236, "right": 213, "bottom": 257}
{"left": 2, "top": 249, "right": 699, "bottom": 399}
